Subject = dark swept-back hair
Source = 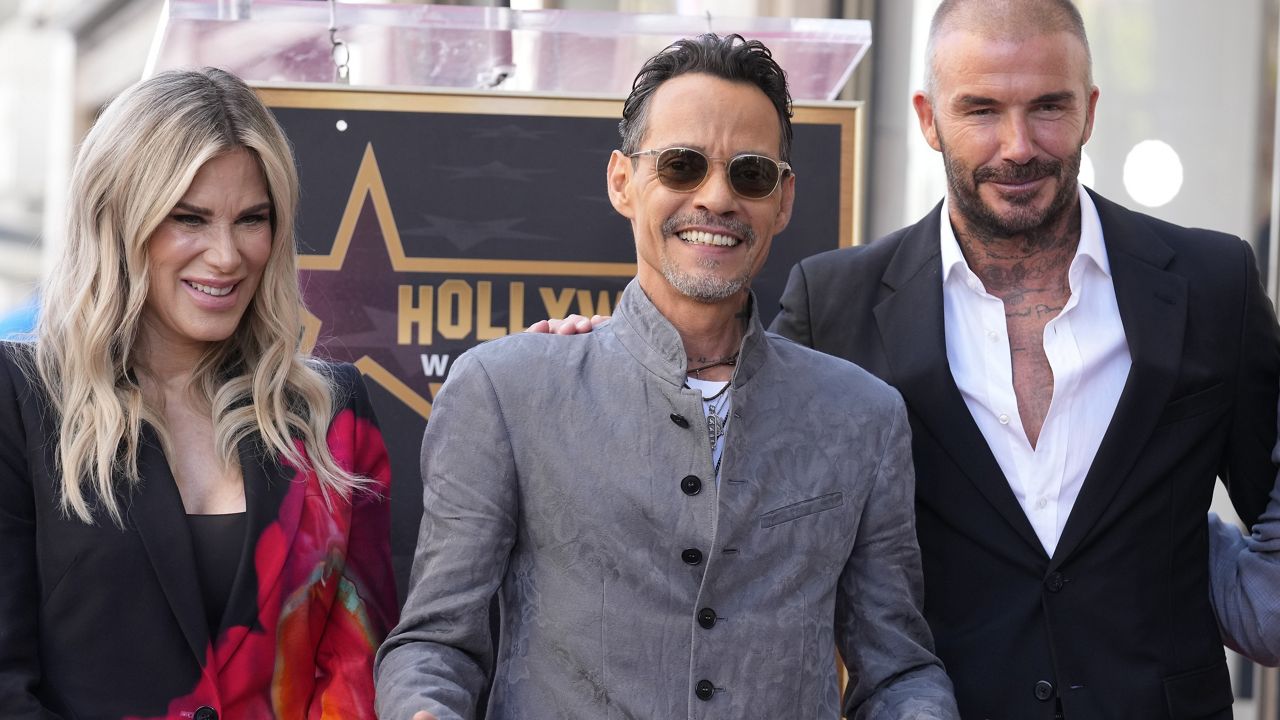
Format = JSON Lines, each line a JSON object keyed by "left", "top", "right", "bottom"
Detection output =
{"left": 619, "top": 33, "right": 793, "bottom": 162}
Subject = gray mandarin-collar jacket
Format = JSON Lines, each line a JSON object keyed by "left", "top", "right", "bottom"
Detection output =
{"left": 376, "top": 280, "right": 958, "bottom": 719}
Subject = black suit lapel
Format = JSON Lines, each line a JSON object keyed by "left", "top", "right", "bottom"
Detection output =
{"left": 212, "top": 436, "right": 302, "bottom": 670}
{"left": 130, "top": 427, "right": 210, "bottom": 666}
{"left": 1051, "top": 191, "right": 1186, "bottom": 567}
{"left": 875, "top": 207, "right": 1045, "bottom": 555}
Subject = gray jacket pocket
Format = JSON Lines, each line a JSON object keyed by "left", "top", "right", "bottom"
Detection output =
{"left": 760, "top": 492, "right": 843, "bottom": 529}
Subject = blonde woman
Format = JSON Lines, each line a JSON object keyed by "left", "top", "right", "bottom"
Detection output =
{"left": 0, "top": 68, "right": 397, "bottom": 719}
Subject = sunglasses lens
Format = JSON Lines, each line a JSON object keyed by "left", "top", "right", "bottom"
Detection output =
{"left": 655, "top": 148, "right": 709, "bottom": 192}
{"left": 728, "top": 155, "right": 781, "bottom": 199}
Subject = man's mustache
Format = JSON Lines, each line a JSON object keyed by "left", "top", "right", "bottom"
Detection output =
{"left": 973, "top": 158, "right": 1062, "bottom": 185}
{"left": 662, "top": 212, "right": 756, "bottom": 243}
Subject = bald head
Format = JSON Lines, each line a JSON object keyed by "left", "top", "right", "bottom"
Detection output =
{"left": 923, "top": 0, "right": 1092, "bottom": 98}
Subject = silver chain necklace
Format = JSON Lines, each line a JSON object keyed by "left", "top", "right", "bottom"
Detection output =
{"left": 705, "top": 386, "right": 731, "bottom": 454}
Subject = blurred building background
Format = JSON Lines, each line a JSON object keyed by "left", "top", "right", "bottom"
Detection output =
{"left": 6, "top": 0, "right": 1278, "bottom": 317}
{"left": 4, "top": 0, "right": 1279, "bottom": 715}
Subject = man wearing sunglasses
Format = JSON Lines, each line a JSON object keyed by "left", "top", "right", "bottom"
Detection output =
{"left": 770, "top": 1, "right": 1280, "bottom": 718}
{"left": 376, "top": 33, "right": 958, "bottom": 720}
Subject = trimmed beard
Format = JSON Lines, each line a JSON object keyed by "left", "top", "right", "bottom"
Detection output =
{"left": 940, "top": 129, "right": 1083, "bottom": 242}
{"left": 658, "top": 212, "right": 755, "bottom": 303}
{"left": 660, "top": 254, "right": 748, "bottom": 302}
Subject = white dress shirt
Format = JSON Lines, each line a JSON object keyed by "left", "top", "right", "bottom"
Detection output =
{"left": 941, "top": 186, "right": 1131, "bottom": 556}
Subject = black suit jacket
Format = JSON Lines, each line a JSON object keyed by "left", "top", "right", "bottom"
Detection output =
{"left": 771, "top": 190, "right": 1280, "bottom": 720}
{"left": 0, "top": 349, "right": 398, "bottom": 719}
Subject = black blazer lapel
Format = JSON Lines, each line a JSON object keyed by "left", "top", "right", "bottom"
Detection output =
{"left": 130, "top": 427, "right": 210, "bottom": 666}
{"left": 213, "top": 436, "right": 304, "bottom": 670}
{"left": 874, "top": 208, "right": 1045, "bottom": 555}
{"left": 1051, "top": 191, "right": 1187, "bottom": 567}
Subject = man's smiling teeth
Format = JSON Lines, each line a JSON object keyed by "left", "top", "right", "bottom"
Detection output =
{"left": 186, "top": 280, "right": 234, "bottom": 297}
{"left": 677, "top": 230, "right": 738, "bottom": 247}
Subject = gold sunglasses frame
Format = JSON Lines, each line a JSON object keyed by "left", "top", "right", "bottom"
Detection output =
{"left": 626, "top": 147, "right": 793, "bottom": 199}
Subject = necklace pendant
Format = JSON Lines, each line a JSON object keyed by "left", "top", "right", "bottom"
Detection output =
{"left": 707, "top": 413, "right": 723, "bottom": 450}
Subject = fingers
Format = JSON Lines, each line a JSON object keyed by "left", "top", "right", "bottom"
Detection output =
{"left": 555, "top": 314, "right": 593, "bottom": 335}
{"left": 524, "top": 314, "right": 609, "bottom": 335}
{"left": 412, "top": 712, "right": 438, "bottom": 720}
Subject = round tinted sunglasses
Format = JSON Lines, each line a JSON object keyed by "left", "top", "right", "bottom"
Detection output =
{"left": 627, "top": 147, "right": 792, "bottom": 200}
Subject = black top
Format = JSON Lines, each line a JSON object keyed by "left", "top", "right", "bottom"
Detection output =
{"left": 185, "top": 512, "right": 246, "bottom": 636}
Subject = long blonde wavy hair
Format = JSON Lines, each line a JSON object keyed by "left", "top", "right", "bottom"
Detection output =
{"left": 31, "top": 67, "right": 367, "bottom": 526}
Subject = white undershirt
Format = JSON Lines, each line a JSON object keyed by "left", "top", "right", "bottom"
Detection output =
{"left": 940, "top": 186, "right": 1131, "bottom": 556}
{"left": 686, "top": 377, "right": 731, "bottom": 483}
